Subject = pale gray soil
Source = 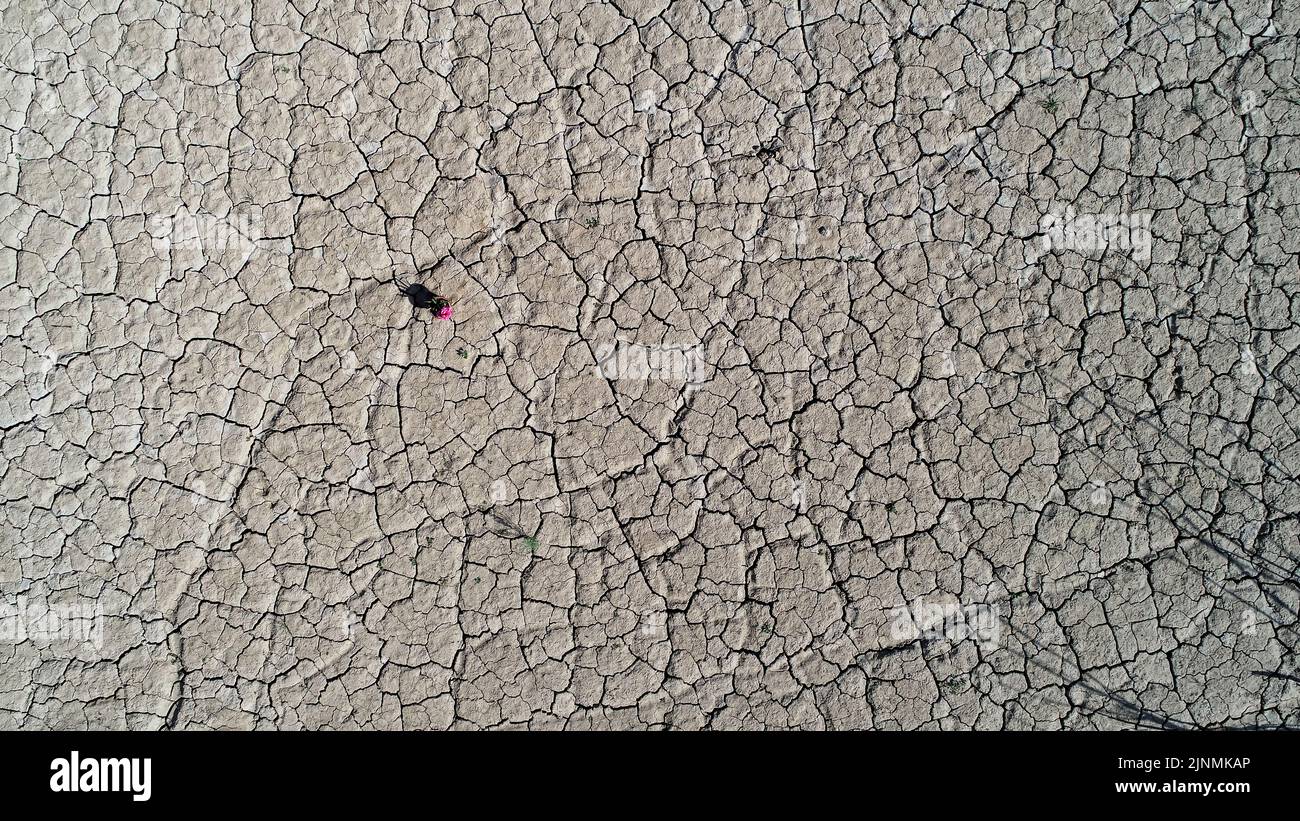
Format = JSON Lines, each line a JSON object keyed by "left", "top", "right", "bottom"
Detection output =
{"left": 2, "top": 0, "right": 1298, "bottom": 729}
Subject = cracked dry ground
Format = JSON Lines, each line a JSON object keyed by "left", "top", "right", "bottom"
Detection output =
{"left": 3, "top": 0, "right": 1299, "bottom": 730}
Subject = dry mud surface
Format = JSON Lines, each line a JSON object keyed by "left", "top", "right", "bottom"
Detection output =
{"left": 3, "top": 1, "right": 1299, "bottom": 729}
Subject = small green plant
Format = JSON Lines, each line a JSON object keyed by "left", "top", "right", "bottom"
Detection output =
{"left": 456, "top": 347, "right": 468, "bottom": 358}
{"left": 583, "top": 216, "right": 599, "bottom": 228}
{"left": 1042, "top": 95, "right": 1059, "bottom": 115}
{"left": 523, "top": 536, "right": 539, "bottom": 551}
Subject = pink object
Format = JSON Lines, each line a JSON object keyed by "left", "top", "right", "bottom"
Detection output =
{"left": 436, "top": 305, "right": 453, "bottom": 320}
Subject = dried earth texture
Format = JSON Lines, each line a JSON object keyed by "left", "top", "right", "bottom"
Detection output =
{"left": 3, "top": 0, "right": 1299, "bottom": 730}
